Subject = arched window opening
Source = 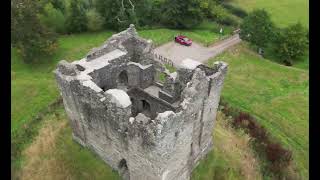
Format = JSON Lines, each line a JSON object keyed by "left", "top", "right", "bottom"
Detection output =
{"left": 140, "top": 100, "right": 151, "bottom": 117}
{"left": 118, "top": 70, "right": 128, "bottom": 86}
{"left": 118, "top": 159, "right": 130, "bottom": 179}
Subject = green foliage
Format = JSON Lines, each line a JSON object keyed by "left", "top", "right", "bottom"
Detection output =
{"left": 161, "top": 0, "right": 204, "bottom": 29}
{"left": 273, "top": 23, "right": 308, "bottom": 65}
{"left": 11, "top": 0, "right": 58, "bottom": 63}
{"left": 240, "top": 9, "right": 275, "bottom": 48}
{"left": 209, "top": 4, "right": 239, "bottom": 26}
{"left": 221, "top": 3, "right": 248, "bottom": 18}
{"left": 50, "top": 0, "right": 66, "bottom": 12}
{"left": 66, "top": 0, "right": 88, "bottom": 33}
{"left": 134, "top": 0, "right": 158, "bottom": 27}
{"left": 96, "top": 0, "right": 138, "bottom": 30}
{"left": 39, "top": 3, "right": 66, "bottom": 34}
{"left": 86, "top": 9, "right": 104, "bottom": 31}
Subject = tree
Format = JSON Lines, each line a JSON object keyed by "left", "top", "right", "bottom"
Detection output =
{"left": 240, "top": 9, "right": 275, "bottom": 49}
{"left": 50, "top": 0, "right": 66, "bottom": 12}
{"left": 96, "top": 0, "right": 138, "bottom": 30}
{"left": 66, "top": 0, "right": 87, "bottom": 33}
{"left": 273, "top": 23, "right": 308, "bottom": 65}
{"left": 86, "top": 9, "right": 104, "bottom": 31}
{"left": 39, "top": 3, "right": 66, "bottom": 34}
{"left": 11, "top": 0, "right": 57, "bottom": 63}
{"left": 161, "top": 0, "right": 204, "bottom": 29}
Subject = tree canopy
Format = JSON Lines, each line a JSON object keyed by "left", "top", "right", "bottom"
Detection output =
{"left": 240, "top": 9, "right": 275, "bottom": 48}
{"left": 273, "top": 23, "right": 308, "bottom": 65}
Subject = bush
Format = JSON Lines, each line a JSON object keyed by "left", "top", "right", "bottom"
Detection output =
{"left": 209, "top": 4, "right": 239, "bottom": 27}
{"left": 217, "top": 15, "right": 239, "bottom": 26}
{"left": 86, "top": 9, "right": 104, "bottom": 31}
{"left": 222, "top": 3, "right": 248, "bottom": 18}
{"left": 273, "top": 23, "right": 308, "bottom": 65}
{"left": 39, "top": 3, "right": 66, "bottom": 34}
{"left": 219, "top": 100, "right": 294, "bottom": 177}
{"left": 266, "top": 142, "right": 293, "bottom": 174}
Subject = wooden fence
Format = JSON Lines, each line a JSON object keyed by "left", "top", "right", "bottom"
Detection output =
{"left": 153, "top": 53, "right": 174, "bottom": 67}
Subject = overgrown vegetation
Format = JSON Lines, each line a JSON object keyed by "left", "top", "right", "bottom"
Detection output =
{"left": 12, "top": 98, "right": 63, "bottom": 179}
{"left": 16, "top": 107, "right": 121, "bottom": 180}
{"left": 208, "top": 43, "right": 308, "bottom": 179}
{"left": 192, "top": 111, "right": 262, "bottom": 180}
{"left": 219, "top": 99, "right": 295, "bottom": 178}
{"left": 11, "top": 0, "right": 58, "bottom": 63}
{"left": 272, "top": 23, "right": 308, "bottom": 66}
{"left": 66, "top": 0, "right": 88, "bottom": 33}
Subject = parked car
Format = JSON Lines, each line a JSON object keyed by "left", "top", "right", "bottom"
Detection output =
{"left": 174, "top": 35, "right": 192, "bottom": 46}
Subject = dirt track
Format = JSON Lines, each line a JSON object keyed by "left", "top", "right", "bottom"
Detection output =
{"left": 154, "top": 34, "right": 241, "bottom": 66}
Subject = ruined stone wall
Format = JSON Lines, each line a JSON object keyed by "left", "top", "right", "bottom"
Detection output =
{"left": 55, "top": 24, "right": 228, "bottom": 180}
{"left": 127, "top": 87, "right": 176, "bottom": 119}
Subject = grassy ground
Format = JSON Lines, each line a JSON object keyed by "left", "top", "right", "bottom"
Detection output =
{"left": 207, "top": 43, "right": 309, "bottom": 178}
{"left": 192, "top": 111, "right": 262, "bottom": 180}
{"left": 140, "top": 21, "right": 233, "bottom": 47}
{"left": 18, "top": 107, "right": 121, "bottom": 180}
{"left": 11, "top": 31, "right": 114, "bottom": 133}
{"left": 230, "top": 0, "right": 309, "bottom": 28}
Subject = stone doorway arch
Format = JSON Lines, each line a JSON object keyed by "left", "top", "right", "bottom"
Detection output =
{"left": 118, "top": 70, "right": 128, "bottom": 86}
{"left": 118, "top": 159, "right": 130, "bottom": 180}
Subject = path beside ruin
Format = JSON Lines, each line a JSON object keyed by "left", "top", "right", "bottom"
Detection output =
{"left": 154, "top": 34, "right": 241, "bottom": 66}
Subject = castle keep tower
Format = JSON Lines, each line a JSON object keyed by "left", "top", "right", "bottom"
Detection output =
{"left": 55, "top": 25, "right": 228, "bottom": 180}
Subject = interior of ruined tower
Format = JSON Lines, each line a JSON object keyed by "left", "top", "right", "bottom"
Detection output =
{"left": 69, "top": 25, "right": 220, "bottom": 120}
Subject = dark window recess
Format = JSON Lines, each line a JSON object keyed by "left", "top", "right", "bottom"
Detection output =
{"left": 76, "top": 64, "right": 85, "bottom": 71}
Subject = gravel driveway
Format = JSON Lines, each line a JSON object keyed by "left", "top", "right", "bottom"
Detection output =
{"left": 154, "top": 34, "right": 241, "bottom": 66}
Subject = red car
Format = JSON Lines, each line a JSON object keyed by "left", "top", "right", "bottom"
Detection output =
{"left": 174, "top": 35, "right": 192, "bottom": 46}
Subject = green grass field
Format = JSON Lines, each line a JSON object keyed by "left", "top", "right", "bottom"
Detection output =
{"left": 208, "top": 43, "right": 309, "bottom": 178}
{"left": 230, "top": 0, "right": 309, "bottom": 28}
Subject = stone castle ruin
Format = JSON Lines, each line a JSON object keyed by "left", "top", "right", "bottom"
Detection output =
{"left": 55, "top": 24, "right": 228, "bottom": 180}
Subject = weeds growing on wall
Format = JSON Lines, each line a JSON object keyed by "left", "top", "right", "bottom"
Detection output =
{"left": 219, "top": 98, "right": 294, "bottom": 178}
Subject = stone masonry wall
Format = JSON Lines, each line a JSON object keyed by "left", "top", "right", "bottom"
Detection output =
{"left": 55, "top": 25, "right": 228, "bottom": 180}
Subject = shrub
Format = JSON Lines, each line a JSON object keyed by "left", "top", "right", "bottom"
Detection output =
{"left": 273, "top": 23, "right": 308, "bottom": 65}
{"left": 86, "top": 9, "right": 104, "bottom": 31}
{"left": 209, "top": 4, "right": 239, "bottom": 27}
{"left": 39, "top": 3, "right": 66, "bottom": 34}
{"left": 217, "top": 15, "right": 239, "bottom": 26}
{"left": 222, "top": 3, "right": 248, "bottom": 18}
{"left": 219, "top": 100, "right": 294, "bottom": 177}
{"left": 266, "top": 142, "right": 293, "bottom": 174}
